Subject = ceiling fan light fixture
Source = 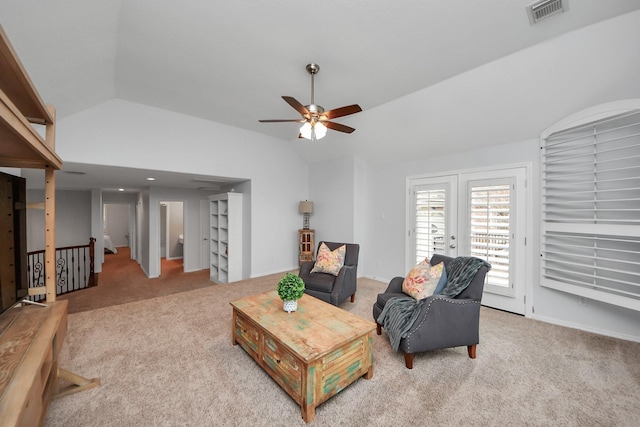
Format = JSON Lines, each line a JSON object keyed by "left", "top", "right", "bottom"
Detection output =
{"left": 300, "top": 121, "right": 327, "bottom": 141}
{"left": 314, "top": 122, "right": 327, "bottom": 139}
{"left": 300, "top": 122, "right": 312, "bottom": 139}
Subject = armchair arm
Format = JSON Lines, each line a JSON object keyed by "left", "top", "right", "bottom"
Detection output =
{"left": 331, "top": 264, "right": 357, "bottom": 302}
{"left": 401, "top": 296, "right": 481, "bottom": 354}
{"left": 384, "top": 277, "right": 405, "bottom": 294}
{"left": 299, "top": 260, "right": 315, "bottom": 276}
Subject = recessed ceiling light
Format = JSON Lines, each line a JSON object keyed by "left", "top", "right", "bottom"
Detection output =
{"left": 118, "top": 188, "right": 125, "bottom": 192}
{"left": 146, "top": 177, "right": 156, "bottom": 181}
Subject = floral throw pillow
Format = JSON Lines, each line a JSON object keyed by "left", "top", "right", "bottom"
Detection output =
{"left": 402, "top": 259, "right": 445, "bottom": 301}
{"left": 310, "top": 243, "right": 346, "bottom": 276}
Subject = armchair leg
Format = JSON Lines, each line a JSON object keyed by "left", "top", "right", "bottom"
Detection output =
{"left": 404, "top": 353, "right": 414, "bottom": 369}
{"left": 467, "top": 344, "right": 477, "bottom": 359}
{"left": 376, "top": 323, "right": 382, "bottom": 335}
{"left": 350, "top": 293, "right": 356, "bottom": 303}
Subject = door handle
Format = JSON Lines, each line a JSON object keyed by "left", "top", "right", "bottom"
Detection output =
{"left": 450, "top": 244, "right": 456, "bottom": 249}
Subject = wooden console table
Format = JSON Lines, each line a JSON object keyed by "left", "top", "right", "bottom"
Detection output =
{"left": 0, "top": 301, "right": 99, "bottom": 427}
{"left": 230, "top": 291, "right": 375, "bottom": 423}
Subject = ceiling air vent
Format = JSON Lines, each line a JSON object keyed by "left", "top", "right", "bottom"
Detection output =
{"left": 527, "top": 0, "right": 567, "bottom": 25}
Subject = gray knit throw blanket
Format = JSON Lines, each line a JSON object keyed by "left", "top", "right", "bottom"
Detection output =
{"left": 440, "top": 256, "right": 491, "bottom": 298}
{"left": 377, "top": 256, "right": 491, "bottom": 352}
{"left": 376, "top": 295, "right": 425, "bottom": 351}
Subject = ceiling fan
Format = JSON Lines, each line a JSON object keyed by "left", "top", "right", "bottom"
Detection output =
{"left": 259, "top": 63, "right": 362, "bottom": 141}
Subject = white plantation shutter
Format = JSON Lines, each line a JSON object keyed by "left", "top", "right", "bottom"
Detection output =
{"left": 415, "top": 188, "right": 446, "bottom": 263}
{"left": 541, "top": 108, "right": 640, "bottom": 311}
{"left": 469, "top": 182, "right": 512, "bottom": 292}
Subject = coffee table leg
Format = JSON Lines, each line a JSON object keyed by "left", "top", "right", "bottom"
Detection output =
{"left": 231, "top": 311, "right": 238, "bottom": 345}
{"left": 301, "top": 402, "right": 315, "bottom": 423}
{"left": 364, "top": 364, "right": 373, "bottom": 379}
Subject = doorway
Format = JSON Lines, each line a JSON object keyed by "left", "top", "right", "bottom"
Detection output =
{"left": 103, "top": 203, "right": 135, "bottom": 258}
{"left": 408, "top": 165, "right": 530, "bottom": 315}
{"left": 159, "top": 201, "right": 184, "bottom": 275}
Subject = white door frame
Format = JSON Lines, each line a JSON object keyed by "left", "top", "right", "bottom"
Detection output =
{"left": 407, "top": 163, "right": 533, "bottom": 316}
{"left": 200, "top": 199, "right": 210, "bottom": 270}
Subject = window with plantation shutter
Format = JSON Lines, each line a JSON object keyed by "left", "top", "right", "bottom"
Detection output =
{"left": 541, "top": 105, "right": 640, "bottom": 311}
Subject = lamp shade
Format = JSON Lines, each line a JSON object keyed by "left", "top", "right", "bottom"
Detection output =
{"left": 300, "top": 122, "right": 312, "bottom": 140}
{"left": 299, "top": 122, "right": 327, "bottom": 141}
{"left": 314, "top": 122, "right": 327, "bottom": 139}
{"left": 299, "top": 201, "right": 314, "bottom": 214}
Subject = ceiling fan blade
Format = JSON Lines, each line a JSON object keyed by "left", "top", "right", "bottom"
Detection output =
{"left": 282, "top": 96, "right": 310, "bottom": 116}
{"left": 258, "top": 119, "right": 305, "bottom": 123}
{"left": 324, "top": 121, "right": 356, "bottom": 134}
{"left": 322, "top": 104, "right": 362, "bottom": 120}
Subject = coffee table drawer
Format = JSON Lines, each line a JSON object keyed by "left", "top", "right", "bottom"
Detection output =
{"left": 263, "top": 335, "right": 302, "bottom": 399}
{"left": 234, "top": 314, "right": 260, "bottom": 361}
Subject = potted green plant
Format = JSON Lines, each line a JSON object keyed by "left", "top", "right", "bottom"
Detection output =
{"left": 277, "top": 273, "right": 305, "bottom": 313}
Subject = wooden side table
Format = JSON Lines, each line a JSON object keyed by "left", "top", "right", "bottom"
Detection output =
{"left": 298, "top": 229, "right": 314, "bottom": 266}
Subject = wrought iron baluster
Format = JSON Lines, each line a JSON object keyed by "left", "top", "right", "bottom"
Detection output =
{"left": 27, "top": 239, "right": 98, "bottom": 298}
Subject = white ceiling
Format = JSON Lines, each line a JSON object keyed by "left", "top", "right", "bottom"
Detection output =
{"left": 2, "top": 0, "right": 640, "bottom": 190}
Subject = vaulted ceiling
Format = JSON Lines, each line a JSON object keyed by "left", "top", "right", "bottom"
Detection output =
{"left": 2, "top": 0, "right": 640, "bottom": 190}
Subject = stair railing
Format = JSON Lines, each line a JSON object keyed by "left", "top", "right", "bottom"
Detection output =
{"left": 26, "top": 237, "right": 97, "bottom": 301}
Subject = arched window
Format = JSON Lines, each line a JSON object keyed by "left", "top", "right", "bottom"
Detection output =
{"left": 540, "top": 100, "right": 640, "bottom": 311}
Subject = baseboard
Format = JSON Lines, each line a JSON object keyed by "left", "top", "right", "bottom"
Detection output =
{"left": 362, "top": 275, "right": 392, "bottom": 284}
{"left": 250, "top": 266, "right": 298, "bottom": 279}
{"left": 531, "top": 313, "right": 640, "bottom": 343}
{"left": 140, "top": 265, "right": 151, "bottom": 278}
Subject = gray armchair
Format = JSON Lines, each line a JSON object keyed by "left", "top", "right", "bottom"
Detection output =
{"left": 299, "top": 241, "right": 359, "bottom": 306}
{"left": 372, "top": 254, "right": 490, "bottom": 369}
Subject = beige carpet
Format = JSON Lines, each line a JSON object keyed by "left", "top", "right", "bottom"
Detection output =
{"left": 46, "top": 274, "right": 640, "bottom": 426}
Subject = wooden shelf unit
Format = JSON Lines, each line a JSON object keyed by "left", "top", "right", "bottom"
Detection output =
{"left": 298, "top": 229, "right": 315, "bottom": 266}
{"left": 0, "top": 25, "right": 61, "bottom": 302}
{"left": 0, "top": 25, "right": 100, "bottom": 426}
{"left": 209, "top": 193, "right": 243, "bottom": 283}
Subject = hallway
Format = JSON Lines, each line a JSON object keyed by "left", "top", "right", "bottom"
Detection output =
{"left": 58, "top": 247, "right": 212, "bottom": 313}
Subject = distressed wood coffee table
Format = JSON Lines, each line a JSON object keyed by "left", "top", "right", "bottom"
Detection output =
{"left": 230, "top": 290, "right": 375, "bottom": 423}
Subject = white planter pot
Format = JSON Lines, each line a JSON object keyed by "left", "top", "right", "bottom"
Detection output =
{"left": 282, "top": 299, "right": 298, "bottom": 313}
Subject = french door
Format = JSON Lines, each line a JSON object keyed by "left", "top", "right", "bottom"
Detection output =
{"left": 408, "top": 166, "right": 528, "bottom": 315}
{"left": 408, "top": 175, "right": 458, "bottom": 267}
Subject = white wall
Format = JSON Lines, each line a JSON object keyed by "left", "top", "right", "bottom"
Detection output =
{"left": 26, "top": 190, "right": 92, "bottom": 251}
{"left": 309, "top": 156, "right": 356, "bottom": 245}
